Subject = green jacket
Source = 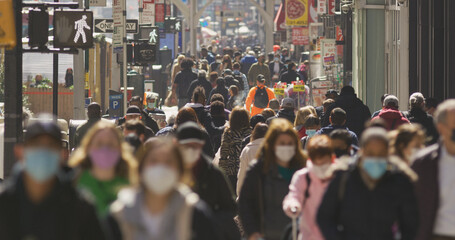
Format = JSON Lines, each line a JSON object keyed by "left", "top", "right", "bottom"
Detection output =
{"left": 248, "top": 62, "right": 271, "bottom": 87}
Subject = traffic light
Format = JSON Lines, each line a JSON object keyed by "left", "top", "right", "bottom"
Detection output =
{"left": 116, "top": 43, "right": 133, "bottom": 64}
{"left": 134, "top": 42, "right": 156, "bottom": 65}
{"left": 28, "top": 9, "right": 49, "bottom": 48}
{"left": 164, "top": 17, "right": 176, "bottom": 33}
{"left": 53, "top": 10, "right": 93, "bottom": 49}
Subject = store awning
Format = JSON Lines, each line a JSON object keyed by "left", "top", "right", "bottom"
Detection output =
{"left": 274, "top": 3, "right": 286, "bottom": 32}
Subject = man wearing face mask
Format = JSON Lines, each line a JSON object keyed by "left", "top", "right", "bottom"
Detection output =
{"left": 329, "top": 129, "right": 358, "bottom": 159}
{"left": 176, "top": 122, "right": 240, "bottom": 240}
{"left": 269, "top": 53, "right": 284, "bottom": 83}
{"left": 248, "top": 53, "right": 271, "bottom": 87}
{"left": 0, "top": 120, "right": 105, "bottom": 239}
{"left": 144, "top": 93, "right": 165, "bottom": 115}
{"left": 412, "top": 99, "right": 455, "bottom": 240}
{"left": 316, "top": 108, "right": 359, "bottom": 147}
{"left": 317, "top": 127, "right": 418, "bottom": 240}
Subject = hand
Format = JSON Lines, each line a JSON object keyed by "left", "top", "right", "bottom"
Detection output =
{"left": 248, "top": 233, "right": 263, "bottom": 240}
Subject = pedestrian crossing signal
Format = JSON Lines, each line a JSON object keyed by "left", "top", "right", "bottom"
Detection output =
{"left": 53, "top": 10, "right": 93, "bottom": 49}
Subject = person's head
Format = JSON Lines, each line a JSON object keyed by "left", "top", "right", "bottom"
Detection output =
{"left": 288, "top": 62, "right": 296, "bottom": 71}
{"left": 425, "top": 97, "right": 440, "bottom": 116}
{"left": 340, "top": 86, "right": 355, "bottom": 96}
{"left": 130, "top": 96, "right": 143, "bottom": 110}
{"left": 200, "top": 60, "right": 209, "bottom": 71}
{"left": 251, "top": 123, "right": 268, "bottom": 141}
{"left": 303, "top": 114, "right": 320, "bottom": 137}
{"left": 268, "top": 99, "right": 280, "bottom": 113}
{"left": 281, "top": 98, "right": 295, "bottom": 111}
{"left": 176, "top": 122, "right": 206, "bottom": 168}
{"left": 256, "top": 74, "right": 266, "bottom": 87}
{"left": 366, "top": 118, "right": 388, "bottom": 130}
{"left": 409, "top": 92, "right": 425, "bottom": 110}
{"left": 222, "top": 54, "right": 232, "bottom": 65}
{"left": 137, "top": 137, "right": 184, "bottom": 196}
{"left": 198, "top": 70, "right": 207, "bottom": 79}
{"left": 329, "top": 129, "right": 353, "bottom": 158}
{"left": 201, "top": 47, "right": 208, "bottom": 57}
{"left": 176, "top": 55, "right": 185, "bottom": 66}
{"left": 123, "top": 120, "right": 147, "bottom": 143}
{"left": 325, "top": 89, "right": 339, "bottom": 101}
{"left": 250, "top": 114, "right": 266, "bottom": 129}
{"left": 146, "top": 93, "right": 159, "bottom": 110}
{"left": 233, "top": 62, "right": 241, "bottom": 71}
{"left": 229, "top": 85, "right": 239, "bottom": 97}
{"left": 267, "top": 52, "right": 274, "bottom": 62}
{"left": 295, "top": 106, "right": 317, "bottom": 126}
{"left": 383, "top": 95, "right": 399, "bottom": 109}
{"left": 66, "top": 68, "right": 73, "bottom": 75}
{"left": 216, "top": 77, "right": 226, "bottom": 88}
{"left": 274, "top": 53, "right": 281, "bottom": 62}
{"left": 175, "top": 107, "right": 199, "bottom": 127}
{"left": 359, "top": 127, "right": 389, "bottom": 180}
{"left": 258, "top": 118, "right": 306, "bottom": 173}
{"left": 125, "top": 106, "right": 142, "bottom": 121}
{"left": 180, "top": 58, "right": 194, "bottom": 70}
{"left": 234, "top": 51, "right": 242, "bottom": 61}
{"left": 390, "top": 124, "right": 425, "bottom": 163}
{"left": 303, "top": 60, "right": 309, "bottom": 66}
{"left": 16, "top": 120, "right": 64, "bottom": 183}
{"left": 210, "top": 101, "right": 225, "bottom": 118}
{"left": 192, "top": 86, "right": 206, "bottom": 105}
{"left": 380, "top": 94, "right": 390, "bottom": 105}
{"left": 215, "top": 54, "right": 223, "bottom": 63}
{"left": 329, "top": 108, "right": 347, "bottom": 126}
{"left": 223, "top": 69, "right": 233, "bottom": 77}
{"left": 323, "top": 99, "right": 335, "bottom": 113}
{"left": 434, "top": 99, "right": 455, "bottom": 153}
{"left": 261, "top": 108, "right": 275, "bottom": 120}
{"left": 209, "top": 71, "right": 219, "bottom": 87}
{"left": 35, "top": 74, "right": 43, "bottom": 82}
{"left": 87, "top": 102, "right": 102, "bottom": 120}
{"left": 69, "top": 121, "right": 137, "bottom": 183}
{"left": 210, "top": 93, "right": 225, "bottom": 104}
{"left": 229, "top": 107, "right": 250, "bottom": 131}
{"left": 307, "top": 135, "right": 334, "bottom": 169}
{"left": 258, "top": 53, "right": 266, "bottom": 64}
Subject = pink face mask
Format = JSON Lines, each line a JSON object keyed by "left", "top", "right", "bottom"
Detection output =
{"left": 89, "top": 148, "right": 121, "bottom": 169}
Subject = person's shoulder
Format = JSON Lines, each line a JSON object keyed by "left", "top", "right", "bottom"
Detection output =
{"left": 412, "top": 144, "right": 440, "bottom": 167}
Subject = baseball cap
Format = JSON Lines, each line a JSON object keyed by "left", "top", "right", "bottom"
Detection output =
{"left": 256, "top": 74, "right": 265, "bottom": 82}
{"left": 281, "top": 98, "right": 295, "bottom": 109}
{"left": 126, "top": 106, "right": 142, "bottom": 115}
{"left": 383, "top": 95, "right": 399, "bottom": 107}
{"left": 176, "top": 122, "right": 206, "bottom": 145}
{"left": 25, "top": 120, "right": 62, "bottom": 143}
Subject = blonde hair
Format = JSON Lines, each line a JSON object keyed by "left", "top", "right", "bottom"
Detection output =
{"left": 69, "top": 121, "right": 138, "bottom": 185}
{"left": 295, "top": 106, "right": 317, "bottom": 126}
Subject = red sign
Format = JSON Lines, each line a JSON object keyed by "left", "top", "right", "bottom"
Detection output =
{"left": 292, "top": 27, "right": 309, "bottom": 45}
{"left": 328, "top": 0, "right": 335, "bottom": 15}
{"left": 336, "top": 26, "right": 344, "bottom": 41}
{"left": 308, "top": 0, "right": 318, "bottom": 23}
{"left": 143, "top": 0, "right": 154, "bottom": 3}
{"left": 155, "top": 3, "right": 164, "bottom": 23}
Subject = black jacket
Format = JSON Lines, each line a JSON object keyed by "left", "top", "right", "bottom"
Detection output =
{"left": 322, "top": 94, "right": 371, "bottom": 137}
{"left": 208, "top": 86, "right": 229, "bottom": 105}
{"left": 403, "top": 108, "right": 439, "bottom": 145}
{"left": 174, "top": 69, "right": 198, "bottom": 99}
{"left": 187, "top": 77, "right": 213, "bottom": 100}
{"left": 266, "top": 109, "right": 296, "bottom": 125}
{"left": 317, "top": 165, "right": 418, "bottom": 240}
{"left": 192, "top": 156, "right": 239, "bottom": 240}
{"left": 279, "top": 70, "right": 300, "bottom": 85}
{"left": 268, "top": 61, "right": 284, "bottom": 76}
{"left": 238, "top": 160, "right": 294, "bottom": 240}
{"left": 0, "top": 171, "right": 105, "bottom": 240}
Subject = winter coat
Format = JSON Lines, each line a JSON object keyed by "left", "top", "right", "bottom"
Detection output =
{"left": 237, "top": 138, "right": 264, "bottom": 196}
{"left": 108, "top": 187, "right": 218, "bottom": 240}
{"left": 238, "top": 159, "right": 296, "bottom": 240}
{"left": 245, "top": 86, "right": 276, "bottom": 116}
{"left": 279, "top": 70, "right": 300, "bottom": 85}
{"left": 266, "top": 109, "right": 296, "bottom": 125}
{"left": 322, "top": 94, "right": 371, "bottom": 137}
{"left": 174, "top": 69, "right": 198, "bottom": 99}
{"left": 240, "top": 55, "right": 257, "bottom": 75}
{"left": 295, "top": 125, "right": 307, "bottom": 139}
{"left": 411, "top": 144, "right": 442, "bottom": 240}
{"left": 317, "top": 162, "right": 418, "bottom": 240}
{"left": 404, "top": 108, "right": 439, "bottom": 145}
{"left": 372, "top": 107, "right": 410, "bottom": 131}
{"left": 269, "top": 61, "right": 285, "bottom": 77}
{"left": 248, "top": 63, "right": 271, "bottom": 87}
{"left": 219, "top": 127, "right": 253, "bottom": 178}
{"left": 0, "top": 171, "right": 105, "bottom": 240}
{"left": 316, "top": 125, "right": 359, "bottom": 146}
{"left": 187, "top": 77, "right": 213, "bottom": 100}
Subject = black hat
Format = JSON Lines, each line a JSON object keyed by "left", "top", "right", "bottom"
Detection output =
{"left": 126, "top": 106, "right": 142, "bottom": 115}
{"left": 176, "top": 122, "right": 205, "bottom": 145}
{"left": 325, "top": 89, "right": 339, "bottom": 97}
{"left": 25, "top": 120, "right": 62, "bottom": 143}
{"left": 256, "top": 74, "right": 265, "bottom": 82}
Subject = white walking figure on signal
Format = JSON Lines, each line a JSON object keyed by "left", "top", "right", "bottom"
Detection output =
{"left": 149, "top": 29, "right": 158, "bottom": 43}
{"left": 175, "top": 22, "right": 181, "bottom": 31}
{"left": 74, "top": 15, "right": 91, "bottom": 43}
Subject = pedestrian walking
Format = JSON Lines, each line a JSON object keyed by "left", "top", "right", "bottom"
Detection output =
{"left": 187, "top": 70, "right": 213, "bottom": 102}
{"left": 173, "top": 58, "right": 198, "bottom": 109}
{"left": 266, "top": 98, "right": 296, "bottom": 124}
{"left": 75, "top": 102, "right": 106, "bottom": 148}
{"left": 245, "top": 74, "right": 276, "bottom": 116}
{"left": 371, "top": 95, "right": 410, "bottom": 131}
{"left": 248, "top": 53, "right": 271, "bottom": 87}
{"left": 389, "top": 124, "right": 425, "bottom": 164}
{"left": 300, "top": 115, "right": 321, "bottom": 149}
{"left": 208, "top": 78, "right": 230, "bottom": 105}
{"left": 329, "top": 129, "right": 357, "bottom": 158}
{"left": 294, "top": 106, "right": 317, "bottom": 139}
{"left": 227, "top": 85, "right": 242, "bottom": 110}
{"left": 233, "top": 62, "right": 250, "bottom": 100}
{"left": 240, "top": 51, "right": 257, "bottom": 75}
{"left": 317, "top": 108, "right": 359, "bottom": 146}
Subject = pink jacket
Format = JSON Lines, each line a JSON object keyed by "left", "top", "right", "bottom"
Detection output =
{"left": 283, "top": 162, "right": 330, "bottom": 240}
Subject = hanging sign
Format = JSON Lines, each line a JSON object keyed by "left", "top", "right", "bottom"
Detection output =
{"left": 285, "top": 0, "right": 308, "bottom": 26}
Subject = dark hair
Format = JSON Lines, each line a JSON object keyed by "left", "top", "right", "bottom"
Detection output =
{"left": 381, "top": 94, "right": 390, "bottom": 103}
{"left": 233, "top": 62, "right": 241, "bottom": 70}
{"left": 229, "top": 85, "right": 239, "bottom": 96}
{"left": 322, "top": 99, "right": 335, "bottom": 109}
{"left": 180, "top": 58, "right": 194, "bottom": 70}
{"left": 210, "top": 93, "right": 225, "bottom": 104}
{"left": 330, "top": 108, "right": 347, "bottom": 126}
{"left": 87, "top": 102, "right": 101, "bottom": 119}
{"left": 261, "top": 108, "right": 276, "bottom": 120}
{"left": 390, "top": 124, "right": 425, "bottom": 162}
{"left": 175, "top": 107, "right": 199, "bottom": 127}
{"left": 192, "top": 86, "right": 206, "bottom": 104}
{"left": 288, "top": 62, "right": 296, "bottom": 69}
{"left": 303, "top": 114, "right": 320, "bottom": 128}
{"left": 130, "top": 96, "right": 142, "bottom": 103}
{"left": 124, "top": 119, "right": 146, "bottom": 137}
{"left": 268, "top": 99, "right": 280, "bottom": 110}
{"left": 307, "top": 135, "right": 333, "bottom": 160}
{"left": 216, "top": 78, "right": 225, "bottom": 88}
{"left": 228, "top": 107, "right": 250, "bottom": 131}
{"left": 210, "top": 101, "right": 225, "bottom": 117}
{"left": 251, "top": 123, "right": 268, "bottom": 141}
{"left": 329, "top": 129, "right": 353, "bottom": 146}
{"left": 209, "top": 72, "right": 219, "bottom": 82}
{"left": 222, "top": 55, "right": 233, "bottom": 69}
{"left": 340, "top": 86, "right": 355, "bottom": 96}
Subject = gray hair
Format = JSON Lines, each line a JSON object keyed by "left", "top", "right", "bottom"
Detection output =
{"left": 360, "top": 127, "right": 389, "bottom": 148}
{"left": 409, "top": 92, "right": 425, "bottom": 109}
{"left": 434, "top": 99, "right": 455, "bottom": 125}
{"left": 198, "top": 70, "right": 207, "bottom": 78}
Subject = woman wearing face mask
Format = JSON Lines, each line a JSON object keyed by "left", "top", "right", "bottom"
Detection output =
{"left": 294, "top": 106, "right": 318, "bottom": 139}
{"left": 219, "top": 107, "right": 252, "bottom": 194}
{"left": 108, "top": 137, "right": 218, "bottom": 240}
{"left": 239, "top": 118, "right": 306, "bottom": 240}
{"left": 300, "top": 115, "right": 321, "bottom": 149}
{"left": 317, "top": 127, "right": 418, "bottom": 240}
{"left": 69, "top": 122, "right": 138, "bottom": 217}
{"left": 219, "top": 54, "right": 233, "bottom": 73}
{"left": 283, "top": 135, "right": 340, "bottom": 240}
{"left": 390, "top": 124, "right": 425, "bottom": 164}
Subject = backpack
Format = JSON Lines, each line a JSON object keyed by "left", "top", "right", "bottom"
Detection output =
{"left": 233, "top": 73, "right": 245, "bottom": 91}
{"left": 254, "top": 87, "right": 269, "bottom": 108}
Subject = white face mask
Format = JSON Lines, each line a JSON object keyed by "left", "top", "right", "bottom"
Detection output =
{"left": 181, "top": 147, "right": 202, "bottom": 165}
{"left": 142, "top": 165, "right": 178, "bottom": 195}
{"left": 311, "top": 163, "right": 331, "bottom": 179}
{"left": 275, "top": 145, "right": 295, "bottom": 162}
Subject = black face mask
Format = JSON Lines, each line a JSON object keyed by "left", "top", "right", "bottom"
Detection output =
{"left": 334, "top": 148, "right": 350, "bottom": 158}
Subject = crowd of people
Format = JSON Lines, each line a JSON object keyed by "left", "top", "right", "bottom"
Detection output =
{"left": 1, "top": 45, "right": 455, "bottom": 240}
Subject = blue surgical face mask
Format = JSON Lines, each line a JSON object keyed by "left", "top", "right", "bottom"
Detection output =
{"left": 362, "top": 157, "right": 387, "bottom": 180}
{"left": 274, "top": 57, "right": 280, "bottom": 62}
{"left": 24, "top": 148, "right": 60, "bottom": 182}
{"left": 306, "top": 129, "right": 317, "bottom": 138}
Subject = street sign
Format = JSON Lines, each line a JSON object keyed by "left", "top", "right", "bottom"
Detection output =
{"left": 142, "top": 1, "right": 155, "bottom": 25}
{"left": 109, "top": 90, "right": 124, "bottom": 118}
{"left": 89, "top": 0, "right": 107, "bottom": 7}
{"left": 0, "top": 0, "right": 16, "bottom": 48}
{"left": 113, "top": 0, "right": 125, "bottom": 52}
{"left": 53, "top": 10, "right": 93, "bottom": 49}
{"left": 94, "top": 19, "right": 138, "bottom": 33}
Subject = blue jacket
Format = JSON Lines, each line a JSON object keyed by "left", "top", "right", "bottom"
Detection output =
{"left": 316, "top": 125, "right": 359, "bottom": 146}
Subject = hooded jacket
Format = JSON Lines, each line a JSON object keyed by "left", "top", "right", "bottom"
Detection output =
{"left": 372, "top": 107, "right": 410, "bottom": 131}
